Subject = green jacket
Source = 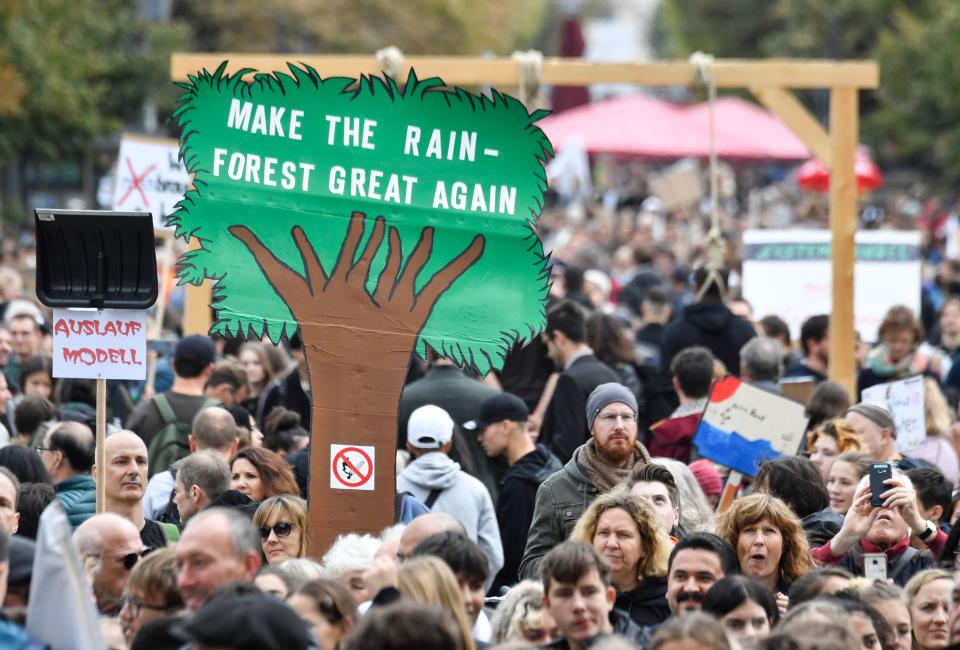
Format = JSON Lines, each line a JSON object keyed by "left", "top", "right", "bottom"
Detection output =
{"left": 55, "top": 475, "right": 96, "bottom": 528}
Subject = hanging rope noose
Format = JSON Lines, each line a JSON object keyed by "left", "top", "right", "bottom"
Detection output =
{"left": 511, "top": 50, "right": 543, "bottom": 111}
{"left": 689, "top": 52, "right": 727, "bottom": 301}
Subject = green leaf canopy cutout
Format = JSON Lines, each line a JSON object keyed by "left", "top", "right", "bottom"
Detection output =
{"left": 171, "top": 64, "right": 553, "bottom": 374}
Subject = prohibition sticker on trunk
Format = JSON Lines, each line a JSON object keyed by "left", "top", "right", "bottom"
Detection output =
{"left": 330, "top": 445, "right": 375, "bottom": 491}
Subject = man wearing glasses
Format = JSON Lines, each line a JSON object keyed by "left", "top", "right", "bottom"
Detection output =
{"left": 520, "top": 382, "right": 652, "bottom": 580}
{"left": 37, "top": 421, "right": 96, "bottom": 528}
{"left": 73, "top": 512, "right": 144, "bottom": 615}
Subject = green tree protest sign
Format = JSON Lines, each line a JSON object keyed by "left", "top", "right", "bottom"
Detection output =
{"left": 171, "top": 63, "right": 552, "bottom": 549}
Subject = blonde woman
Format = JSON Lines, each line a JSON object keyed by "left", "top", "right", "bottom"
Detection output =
{"left": 571, "top": 485, "right": 671, "bottom": 626}
{"left": 254, "top": 494, "right": 308, "bottom": 565}
{"left": 488, "top": 580, "right": 556, "bottom": 646}
{"left": 905, "top": 378, "right": 959, "bottom": 482}
{"left": 398, "top": 556, "right": 476, "bottom": 650}
{"left": 905, "top": 569, "right": 952, "bottom": 650}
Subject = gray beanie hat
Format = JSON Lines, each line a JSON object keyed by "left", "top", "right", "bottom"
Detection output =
{"left": 847, "top": 402, "right": 897, "bottom": 437}
{"left": 586, "top": 382, "right": 638, "bottom": 430}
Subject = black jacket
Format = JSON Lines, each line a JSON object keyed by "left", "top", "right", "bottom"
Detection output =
{"left": 544, "top": 608, "right": 652, "bottom": 649}
{"left": 840, "top": 543, "right": 935, "bottom": 587}
{"left": 492, "top": 445, "right": 562, "bottom": 594}
{"left": 660, "top": 302, "right": 756, "bottom": 382}
{"left": 802, "top": 508, "right": 844, "bottom": 549}
{"left": 619, "top": 267, "right": 663, "bottom": 316}
{"left": 259, "top": 367, "right": 311, "bottom": 431}
{"left": 540, "top": 354, "right": 620, "bottom": 463}
{"left": 615, "top": 577, "right": 670, "bottom": 627}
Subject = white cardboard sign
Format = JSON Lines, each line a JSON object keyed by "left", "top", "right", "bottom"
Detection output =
{"left": 742, "top": 229, "right": 921, "bottom": 341}
{"left": 861, "top": 375, "right": 926, "bottom": 453}
{"left": 330, "top": 444, "right": 375, "bottom": 491}
{"left": 111, "top": 134, "right": 191, "bottom": 230}
{"left": 693, "top": 376, "right": 808, "bottom": 476}
{"left": 52, "top": 310, "right": 147, "bottom": 380}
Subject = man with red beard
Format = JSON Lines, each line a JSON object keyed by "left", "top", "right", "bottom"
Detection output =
{"left": 520, "top": 383, "right": 651, "bottom": 579}
{"left": 811, "top": 469, "right": 938, "bottom": 585}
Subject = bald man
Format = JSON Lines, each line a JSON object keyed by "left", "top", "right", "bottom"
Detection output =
{"left": 94, "top": 431, "right": 170, "bottom": 549}
{"left": 397, "top": 512, "right": 466, "bottom": 561}
{"left": 74, "top": 513, "right": 143, "bottom": 615}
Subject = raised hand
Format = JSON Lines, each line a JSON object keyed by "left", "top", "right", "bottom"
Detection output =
{"left": 880, "top": 478, "right": 925, "bottom": 532}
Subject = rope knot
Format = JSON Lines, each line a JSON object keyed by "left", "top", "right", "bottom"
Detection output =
{"left": 511, "top": 50, "right": 543, "bottom": 109}
{"left": 375, "top": 46, "right": 406, "bottom": 80}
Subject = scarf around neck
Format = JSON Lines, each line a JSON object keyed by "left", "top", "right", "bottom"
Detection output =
{"left": 579, "top": 438, "right": 650, "bottom": 492}
{"left": 866, "top": 344, "right": 924, "bottom": 379}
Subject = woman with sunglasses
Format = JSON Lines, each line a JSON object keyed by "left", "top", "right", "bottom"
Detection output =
{"left": 289, "top": 579, "right": 357, "bottom": 650}
{"left": 254, "top": 494, "right": 308, "bottom": 565}
{"left": 119, "top": 547, "right": 184, "bottom": 645}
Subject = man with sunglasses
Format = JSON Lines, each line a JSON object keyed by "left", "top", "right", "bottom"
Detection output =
{"left": 74, "top": 513, "right": 144, "bottom": 615}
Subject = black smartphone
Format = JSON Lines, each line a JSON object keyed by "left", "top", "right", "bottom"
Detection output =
{"left": 869, "top": 463, "right": 892, "bottom": 507}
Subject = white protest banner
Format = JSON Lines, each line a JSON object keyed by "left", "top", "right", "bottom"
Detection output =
{"left": 742, "top": 229, "right": 921, "bottom": 340}
{"left": 693, "top": 376, "right": 808, "bottom": 476}
{"left": 112, "top": 134, "right": 191, "bottom": 230}
{"left": 52, "top": 309, "right": 147, "bottom": 380}
{"left": 26, "top": 503, "right": 103, "bottom": 649}
{"left": 862, "top": 375, "right": 926, "bottom": 452}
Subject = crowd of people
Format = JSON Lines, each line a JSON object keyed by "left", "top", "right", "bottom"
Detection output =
{"left": 1, "top": 187, "right": 960, "bottom": 650}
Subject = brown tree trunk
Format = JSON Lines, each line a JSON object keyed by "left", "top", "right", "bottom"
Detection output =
{"left": 230, "top": 211, "right": 484, "bottom": 558}
{"left": 301, "top": 326, "right": 411, "bottom": 556}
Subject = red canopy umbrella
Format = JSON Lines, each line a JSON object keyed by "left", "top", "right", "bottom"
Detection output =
{"left": 796, "top": 147, "right": 884, "bottom": 192}
{"left": 539, "top": 94, "right": 810, "bottom": 160}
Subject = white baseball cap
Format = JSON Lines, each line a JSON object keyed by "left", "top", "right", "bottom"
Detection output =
{"left": 407, "top": 404, "right": 455, "bottom": 449}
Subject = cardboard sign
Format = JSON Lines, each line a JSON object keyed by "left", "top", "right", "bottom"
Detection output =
{"left": 330, "top": 444, "right": 375, "bottom": 491}
{"left": 52, "top": 309, "right": 147, "bottom": 380}
{"left": 742, "top": 229, "right": 921, "bottom": 340}
{"left": 780, "top": 378, "right": 817, "bottom": 407}
{"left": 170, "top": 64, "right": 552, "bottom": 551}
{"left": 112, "top": 134, "right": 191, "bottom": 230}
{"left": 694, "top": 376, "right": 809, "bottom": 476}
{"left": 862, "top": 376, "right": 926, "bottom": 452}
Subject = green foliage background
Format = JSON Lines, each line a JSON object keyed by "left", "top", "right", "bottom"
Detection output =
{"left": 658, "top": 0, "right": 960, "bottom": 183}
{"left": 172, "top": 65, "right": 552, "bottom": 374}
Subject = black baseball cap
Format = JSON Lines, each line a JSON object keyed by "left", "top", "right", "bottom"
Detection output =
{"left": 463, "top": 393, "right": 529, "bottom": 431}
{"left": 173, "top": 593, "right": 310, "bottom": 650}
{"left": 174, "top": 335, "right": 216, "bottom": 368}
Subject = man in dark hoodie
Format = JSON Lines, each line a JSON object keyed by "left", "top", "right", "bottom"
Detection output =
{"left": 659, "top": 266, "right": 756, "bottom": 383}
{"left": 466, "top": 392, "right": 562, "bottom": 593}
